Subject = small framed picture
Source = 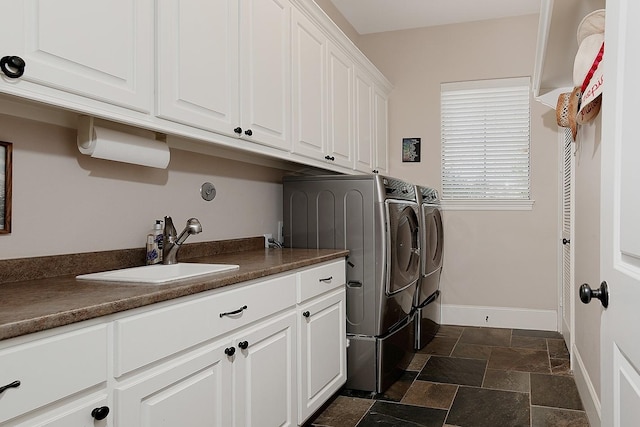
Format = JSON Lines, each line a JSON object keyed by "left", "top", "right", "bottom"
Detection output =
{"left": 0, "top": 141, "right": 12, "bottom": 234}
{"left": 402, "top": 138, "right": 421, "bottom": 162}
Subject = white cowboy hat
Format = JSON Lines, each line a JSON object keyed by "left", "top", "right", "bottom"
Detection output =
{"left": 573, "top": 9, "right": 605, "bottom": 124}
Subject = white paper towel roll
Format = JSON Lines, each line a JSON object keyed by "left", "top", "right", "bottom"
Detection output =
{"left": 77, "top": 117, "right": 170, "bottom": 169}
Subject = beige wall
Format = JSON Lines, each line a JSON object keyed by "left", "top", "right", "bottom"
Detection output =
{"left": 354, "top": 16, "right": 560, "bottom": 317}
{"left": 0, "top": 114, "right": 286, "bottom": 260}
{"left": 313, "top": 0, "right": 361, "bottom": 47}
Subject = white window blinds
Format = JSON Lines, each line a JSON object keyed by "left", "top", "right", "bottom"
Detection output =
{"left": 441, "top": 77, "right": 531, "bottom": 204}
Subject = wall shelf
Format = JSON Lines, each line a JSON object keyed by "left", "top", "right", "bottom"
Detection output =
{"left": 533, "top": 0, "right": 605, "bottom": 109}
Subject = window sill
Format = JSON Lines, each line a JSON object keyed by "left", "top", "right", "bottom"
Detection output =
{"left": 441, "top": 200, "right": 535, "bottom": 211}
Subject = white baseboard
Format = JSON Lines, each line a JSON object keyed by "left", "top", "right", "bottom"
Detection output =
{"left": 441, "top": 304, "right": 558, "bottom": 331}
{"left": 572, "top": 345, "right": 602, "bottom": 427}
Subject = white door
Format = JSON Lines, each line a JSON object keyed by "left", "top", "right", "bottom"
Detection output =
{"left": 298, "top": 288, "right": 346, "bottom": 424}
{"left": 114, "top": 343, "right": 231, "bottom": 427}
{"left": 234, "top": 312, "right": 297, "bottom": 427}
{"left": 354, "top": 68, "right": 373, "bottom": 172}
{"left": 326, "top": 41, "right": 354, "bottom": 168}
{"left": 291, "top": 7, "right": 327, "bottom": 160}
{"left": 598, "top": 0, "right": 640, "bottom": 425}
{"left": 561, "top": 128, "right": 575, "bottom": 363}
{"left": 156, "top": 0, "right": 240, "bottom": 134}
{"left": 239, "top": 0, "right": 291, "bottom": 151}
{"left": 1, "top": 0, "right": 153, "bottom": 112}
{"left": 373, "top": 88, "right": 389, "bottom": 174}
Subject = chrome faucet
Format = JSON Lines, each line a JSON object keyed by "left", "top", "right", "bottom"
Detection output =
{"left": 163, "top": 216, "right": 203, "bottom": 265}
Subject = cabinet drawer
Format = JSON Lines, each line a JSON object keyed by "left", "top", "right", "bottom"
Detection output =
{"left": 297, "top": 260, "right": 346, "bottom": 303}
{"left": 114, "top": 274, "right": 296, "bottom": 377}
{"left": 0, "top": 325, "right": 108, "bottom": 424}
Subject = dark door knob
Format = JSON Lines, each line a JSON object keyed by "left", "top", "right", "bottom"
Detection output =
{"left": 224, "top": 346, "right": 236, "bottom": 356}
{"left": 234, "top": 127, "right": 242, "bottom": 134}
{"left": 238, "top": 340, "right": 249, "bottom": 349}
{"left": 579, "top": 281, "right": 609, "bottom": 308}
{"left": 563, "top": 238, "right": 570, "bottom": 245}
{"left": 244, "top": 129, "right": 253, "bottom": 136}
{"left": 91, "top": 406, "right": 110, "bottom": 420}
{"left": 0, "top": 56, "right": 26, "bottom": 78}
{"left": 302, "top": 311, "right": 310, "bottom": 318}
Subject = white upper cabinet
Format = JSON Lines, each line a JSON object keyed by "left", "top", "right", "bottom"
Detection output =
{"left": 373, "top": 87, "right": 389, "bottom": 174}
{"left": 291, "top": 8, "right": 327, "bottom": 160}
{"left": 0, "top": 0, "right": 390, "bottom": 174}
{"left": 326, "top": 41, "right": 354, "bottom": 169}
{"left": 156, "top": 0, "right": 240, "bottom": 133}
{"left": 239, "top": 0, "right": 292, "bottom": 151}
{"left": 354, "top": 68, "right": 374, "bottom": 173}
{"left": 157, "top": 0, "right": 291, "bottom": 151}
{"left": 0, "top": 0, "right": 153, "bottom": 113}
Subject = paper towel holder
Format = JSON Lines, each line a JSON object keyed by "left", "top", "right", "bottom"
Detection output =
{"left": 77, "top": 115, "right": 171, "bottom": 169}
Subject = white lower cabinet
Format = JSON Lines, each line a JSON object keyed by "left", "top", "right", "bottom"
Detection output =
{"left": 297, "top": 288, "right": 346, "bottom": 424}
{"left": 0, "top": 325, "right": 109, "bottom": 426}
{"left": 114, "top": 341, "right": 231, "bottom": 427}
{"left": 233, "top": 312, "right": 297, "bottom": 427}
{"left": 0, "top": 260, "right": 346, "bottom": 427}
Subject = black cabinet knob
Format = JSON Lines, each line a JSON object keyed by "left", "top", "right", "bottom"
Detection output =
{"left": 0, "top": 56, "right": 26, "bottom": 78}
{"left": 238, "top": 340, "right": 249, "bottom": 349}
{"left": 244, "top": 129, "right": 253, "bottom": 136}
{"left": 224, "top": 346, "right": 236, "bottom": 356}
{"left": 373, "top": 170, "right": 379, "bottom": 174}
{"left": 302, "top": 311, "right": 310, "bottom": 318}
{"left": 324, "top": 155, "right": 335, "bottom": 161}
{"left": 579, "top": 281, "right": 609, "bottom": 308}
{"left": 91, "top": 406, "right": 110, "bottom": 420}
{"left": 0, "top": 380, "right": 20, "bottom": 394}
{"left": 234, "top": 127, "right": 242, "bottom": 134}
{"left": 562, "top": 238, "right": 570, "bottom": 245}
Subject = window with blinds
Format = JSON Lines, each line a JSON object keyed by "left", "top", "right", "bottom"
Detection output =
{"left": 441, "top": 77, "right": 532, "bottom": 210}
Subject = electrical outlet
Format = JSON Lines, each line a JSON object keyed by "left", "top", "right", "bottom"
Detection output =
{"left": 263, "top": 233, "right": 272, "bottom": 248}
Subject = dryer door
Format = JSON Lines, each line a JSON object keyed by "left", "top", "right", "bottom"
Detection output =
{"left": 421, "top": 204, "right": 444, "bottom": 276}
{"left": 385, "top": 200, "right": 420, "bottom": 295}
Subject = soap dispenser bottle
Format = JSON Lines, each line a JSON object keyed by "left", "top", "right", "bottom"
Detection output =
{"left": 153, "top": 220, "right": 164, "bottom": 262}
{"left": 146, "top": 234, "right": 159, "bottom": 265}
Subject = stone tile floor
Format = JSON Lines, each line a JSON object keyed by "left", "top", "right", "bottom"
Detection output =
{"left": 305, "top": 326, "right": 589, "bottom": 427}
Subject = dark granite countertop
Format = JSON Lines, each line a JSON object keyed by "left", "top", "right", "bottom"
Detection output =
{"left": 0, "top": 247, "right": 348, "bottom": 341}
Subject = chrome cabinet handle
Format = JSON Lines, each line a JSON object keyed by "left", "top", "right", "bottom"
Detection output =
{"left": 220, "top": 305, "right": 248, "bottom": 318}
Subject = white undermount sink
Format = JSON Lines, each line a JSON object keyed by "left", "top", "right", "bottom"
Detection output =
{"left": 76, "top": 263, "right": 239, "bottom": 284}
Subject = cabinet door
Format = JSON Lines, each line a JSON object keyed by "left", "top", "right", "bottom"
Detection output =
{"left": 15, "top": 394, "right": 110, "bottom": 427}
{"left": 326, "top": 42, "right": 353, "bottom": 168}
{"left": 234, "top": 312, "right": 297, "bottom": 427}
{"left": 298, "top": 288, "right": 346, "bottom": 424}
{"left": 354, "top": 69, "right": 374, "bottom": 172}
{"left": 0, "top": 0, "right": 153, "bottom": 112}
{"left": 373, "top": 88, "right": 389, "bottom": 174}
{"left": 291, "top": 8, "right": 327, "bottom": 160}
{"left": 114, "top": 342, "right": 231, "bottom": 427}
{"left": 239, "top": 0, "right": 291, "bottom": 151}
{"left": 156, "top": 0, "right": 240, "bottom": 134}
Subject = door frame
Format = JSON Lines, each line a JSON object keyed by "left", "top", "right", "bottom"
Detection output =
{"left": 557, "top": 127, "right": 576, "bottom": 366}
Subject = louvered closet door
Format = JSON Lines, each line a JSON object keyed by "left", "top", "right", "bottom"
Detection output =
{"left": 561, "top": 128, "right": 575, "bottom": 359}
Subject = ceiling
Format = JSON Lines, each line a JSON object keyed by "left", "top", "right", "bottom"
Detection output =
{"left": 329, "top": 0, "right": 541, "bottom": 35}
